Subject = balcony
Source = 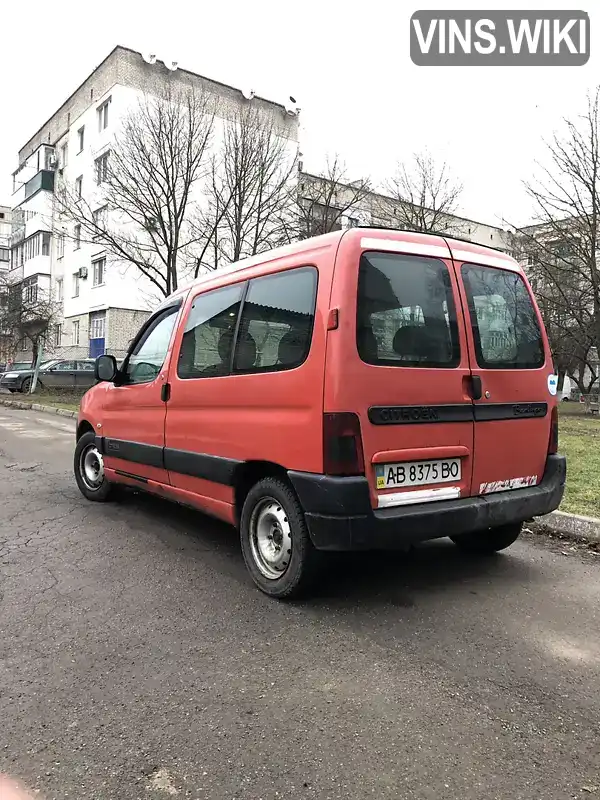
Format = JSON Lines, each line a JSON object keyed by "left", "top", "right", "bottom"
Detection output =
{"left": 24, "top": 170, "right": 55, "bottom": 200}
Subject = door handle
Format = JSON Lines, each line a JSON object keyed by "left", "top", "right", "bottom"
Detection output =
{"left": 161, "top": 382, "right": 171, "bottom": 402}
{"left": 470, "top": 375, "right": 483, "bottom": 400}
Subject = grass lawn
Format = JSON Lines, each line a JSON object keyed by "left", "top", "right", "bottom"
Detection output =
{"left": 559, "top": 407, "right": 600, "bottom": 517}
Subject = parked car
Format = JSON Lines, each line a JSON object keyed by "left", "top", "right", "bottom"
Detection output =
{"left": 0, "top": 359, "right": 96, "bottom": 393}
{"left": 74, "top": 228, "right": 566, "bottom": 598}
{"left": 0, "top": 362, "right": 35, "bottom": 390}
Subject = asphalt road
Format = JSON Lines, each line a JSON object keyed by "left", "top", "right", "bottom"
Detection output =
{"left": 1, "top": 407, "right": 599, "bottom": 800}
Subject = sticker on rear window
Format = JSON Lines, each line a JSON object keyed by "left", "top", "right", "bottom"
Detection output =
{"left": 548, "top": 374, "right": 558, "bottom": 396}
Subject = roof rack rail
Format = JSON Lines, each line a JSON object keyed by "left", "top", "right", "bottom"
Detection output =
{"left": 355, "top": 225, "right": 509, "bottom": 256}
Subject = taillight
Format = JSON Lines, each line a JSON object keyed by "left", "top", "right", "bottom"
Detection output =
{"left": 323, "top": 412, "right": 365, "bottom": 476}
{"left": 548, "top": 405, "right": 559, "bottom": 454}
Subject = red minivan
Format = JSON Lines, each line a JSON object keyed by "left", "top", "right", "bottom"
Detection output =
{"left": 74, "top": 229, "right": 566, "bottom": 598}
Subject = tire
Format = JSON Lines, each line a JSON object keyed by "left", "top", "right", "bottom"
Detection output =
{"left": 240, "top": 477, "right": 322, "bottom": 599}
{"left": 20, "top": 377, "right": 31, "bottom": 394}
{"left": 450, "top": 523, "right": 522, "bottom": 555}
{"left": 74, "top": 431, "right": 113, "bottom": 502}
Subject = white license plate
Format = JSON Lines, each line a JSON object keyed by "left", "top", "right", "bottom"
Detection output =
{"left": 375, "top": 458, "right": 461, "bottom": 490}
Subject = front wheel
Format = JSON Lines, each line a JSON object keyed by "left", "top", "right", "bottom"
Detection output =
{"left": 74, "top": 431, "right": 113, "bottom": 502}
{"left": 450, "top": 523, "right": 522, "bottom": 554}
{"left": 240, "top": 477, "right": 322, "bottom": 599}
{"left": 20, "top": 377, "right": 31, "bottom": 394}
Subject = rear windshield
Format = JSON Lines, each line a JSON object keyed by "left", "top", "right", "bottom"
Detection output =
{"left": 461, "top": 264, "right": 544, "bottom": 370}
{"left": 356, "top": 252, "right": 460, "bottom": 368}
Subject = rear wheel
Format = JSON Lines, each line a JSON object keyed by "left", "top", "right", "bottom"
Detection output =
{"left": 451, "top": 523, "right": 522, "bottom": 554}
{"left": 74, "top": 431, "right": 113, "bottom": 502}
{"left": 240, "top": 477, "right": 322, "bottom": 599}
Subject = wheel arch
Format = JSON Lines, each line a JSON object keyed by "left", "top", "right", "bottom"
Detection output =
{"left": 232, "top": 460, "right": 290, "bottom": 527}
{"left": 77, "top": 419, "right": 95, "bottom": 440}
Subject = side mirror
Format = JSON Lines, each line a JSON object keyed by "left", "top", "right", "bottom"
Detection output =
{"left": 95, "top": 354, "right": 117, "bottom": 382}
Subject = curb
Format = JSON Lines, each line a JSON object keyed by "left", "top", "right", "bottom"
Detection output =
{"left": 0, "top": 397, "right": 77, "bottom": 419}
{"left": 534, "top": 510, "right": 600, "bottom": 545}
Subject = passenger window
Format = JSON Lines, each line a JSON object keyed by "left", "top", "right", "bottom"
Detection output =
{"left": 124, "top": 307, "right": 179, "bottom": 385}
{"left": 234, "top": 267, "right": 317, "bottom": 373}
{"left": 177, "top": 284, "right": 243, "bottom": 379}
{"left": 461, "top": 264, "right": 544, "bottom": 369}
{"left": 54, "top": 361, "right": 77, "bottom": 370}
{"left": 357, "top": 252, "right": 460, "bottom": 367}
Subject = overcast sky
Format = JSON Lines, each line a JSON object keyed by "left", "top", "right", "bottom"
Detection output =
{"left": 2, "top": 0, "right": 598, "bottom": 227}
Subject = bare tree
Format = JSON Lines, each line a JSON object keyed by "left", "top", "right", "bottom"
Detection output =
{"left": 196, "top": 105, "right": 298, "bottom": 274}
{"left": 0, "top": 277, "right": 59, "bottom": 392}
{"left": 385, "top": 150, "right": 464, "bottom": 234}
{"left": 515, "top": 88, "right": 600, "bottom": 397}
{"left": 55, "top": 84, "right": 216, "bottom": 299}
{"left": 294, "top": 156, "right": 372, "bottom": 239}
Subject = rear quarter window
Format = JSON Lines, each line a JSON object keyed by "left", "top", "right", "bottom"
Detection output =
{"left": 356, "top": 251, "right": 460, "bottom": 368}
{"left": 461, "top": 263, "right": 544, "bottom": 370}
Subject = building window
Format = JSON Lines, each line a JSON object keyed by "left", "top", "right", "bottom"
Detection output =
{"left": 75, "top": 176, "right": 83, "bottom": 197}
{"left": 92, "top": 206, "right": 107, "bottom": 237}
{"left": 92, "top": 256, "right": 105, "bottom": 286}
{"left": 60, "top": 143, "right": 68, "bottom": 168}
{"left": 95, "top": 152, "right": 110, "bottom": 184}
{"left": 74, "top": 224, "right": 81, "bottom": 250}
{"left": 97, "top": 97, "right": 111, "bottom": 132}
{"left": 57, "top": 234, "right": 65, "bottom": 259}
{"left": 55, "top": 324, "right": 63, "bottom": 347}
{"left": 0, "top": 247, "right": 8, "bottom": 262}
{"left": 22, "top": 277, "right": 38, "bottom": 305}
{"left": 77, "top": 126, "right": 85, "bottom": 152}
{"left": 89, "top": 310, "right": 106, "bottom": 340}
{"left": 72, "top": 320, "right": 80, "bottom": 346}
{"left": 41, "top": 232, "right": 51, "bottom": 256}
{"left": 73, "top": 272, "right": 80, "bottom": 298}
{"left": 56, "top": 278, "right": 63, "bottom": 302}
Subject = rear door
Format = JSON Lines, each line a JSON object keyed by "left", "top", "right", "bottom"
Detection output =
{"left": 327, "top": 232, "right": 475, "bottom": 509}
{"left": 456, "top": 254, "right": 552, "bottom": 496}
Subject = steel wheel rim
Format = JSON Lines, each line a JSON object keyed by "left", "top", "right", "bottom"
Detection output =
{"left": 249, "top": 496, "right": 292, "bottom": 580}
{"left": 80, "top": 444, "right": 105, "bottom": 491}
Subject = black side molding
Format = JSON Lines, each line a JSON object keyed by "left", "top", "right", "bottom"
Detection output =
{"left": 474, "top": 402, "right": 547, "bottom": 421}
{"left": 368, "top": 404, "right": 472, "bottom": 425}
{"left": 369, "top": 402, "right": 548, "bottom": 425}
{"left": 102, "top": 438, "right": 164, "bottom": 469}
{"left": 163, "top": 448, "right": 238, "bottom": 485}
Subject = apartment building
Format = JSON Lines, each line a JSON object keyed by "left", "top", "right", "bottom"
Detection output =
{"left": 298, "top": 172, "right": 513, "bottom": 253}
{"left": 8, "top": 46, "right": 299, "bottom": 361}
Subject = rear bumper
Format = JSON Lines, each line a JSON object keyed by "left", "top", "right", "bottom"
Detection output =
{"left": 288, "top": 455, "right": 566, "bottom": 551}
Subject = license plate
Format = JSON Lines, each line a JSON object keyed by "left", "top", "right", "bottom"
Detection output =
{"left": 375, "top": 458, "right": 461, "bottom": 490}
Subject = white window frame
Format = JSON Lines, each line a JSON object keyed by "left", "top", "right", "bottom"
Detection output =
{"left": 89, "top": 312, "right": 106, "bottom": 339}
{"left": 73, "top": 272, "right": 80, "bottom": 298}
{"left": 72, "top": 320, "right": 80, "bottom": 346}
{"left": 95, "top": 152, "right": 110, "bottom": 185}
{"left": 57, "top": 233, "right": 65, "bottom": 259}
{"left": 74, "top": 224, "right": 81, "bottom": 250}
{"left": 55, "top": 323, "right": 63, "bottom": 347}
{"left": 77, "top": 126, "right": 85, "bottom": 153}
{"left": 97, "top": 97, "right": 111, "bottom": 132}
{"left": 92, "top": 256, "right": 105, "bottom": 287}
{"left": 56, "top": 278, "right": 63, "bottom": 302}
{"left": 75, "top": 176, "right": 83, "bottom": 198}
